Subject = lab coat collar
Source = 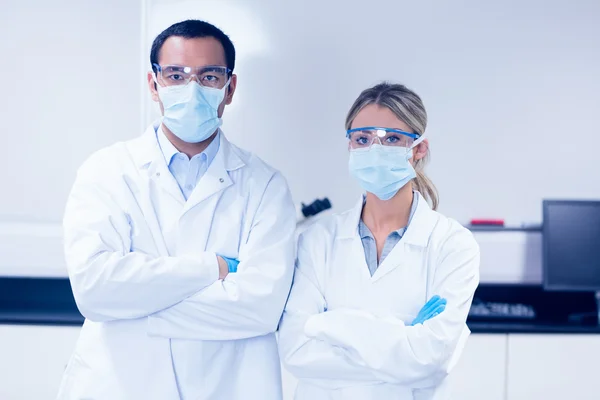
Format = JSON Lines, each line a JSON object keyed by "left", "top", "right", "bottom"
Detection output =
{"left": 131, "top": 121, "right": 245, "bottom": 172}
{"left": 338, "top": 191, "right": 437, "bottom": 247}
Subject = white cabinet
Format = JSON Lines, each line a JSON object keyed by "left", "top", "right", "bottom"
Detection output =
{"left": 446, "top": 334, "right": 507, "bottom": 400}
{"left": 507, "top": 334, "right": 600, "bottom": 400}
{"left": 0, "top": 325, "right": 81, "bottom": 400}
{"left": 280, "top": 334, "right": 508, "bottom": 400}
{"left": 3, "top": 327, "right": 600, "bottom": 400}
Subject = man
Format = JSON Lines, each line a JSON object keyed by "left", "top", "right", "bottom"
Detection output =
{"left": 57, "top": 20, "right": 296, "bottom": 400}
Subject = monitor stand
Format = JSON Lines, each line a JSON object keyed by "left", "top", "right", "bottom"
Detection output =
{"left": 596, "top": 290, "right": 600, "bottom": 326}
{"left": 567, "top": 291, "right": 600, "bottom": 326}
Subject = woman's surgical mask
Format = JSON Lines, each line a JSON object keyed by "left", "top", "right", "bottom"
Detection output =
{"left": 156, "top": 78, "right": 230, "bottom": 143}
{"left": 347, "top": 127, "right": 423, "bottom": 200}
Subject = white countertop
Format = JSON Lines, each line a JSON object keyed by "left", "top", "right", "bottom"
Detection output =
{"left": 0, "top": 222, "right": 544, "bottom": 284}
{"left": 0, "top": 222, "right": 68, "bottom": 278}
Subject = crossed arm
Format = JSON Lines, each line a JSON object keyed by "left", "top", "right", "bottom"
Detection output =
{"left": 278, "top": 228, "right": 479, "bottom": 389}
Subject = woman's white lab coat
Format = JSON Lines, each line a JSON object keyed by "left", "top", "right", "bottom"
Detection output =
{"left": 278, "top": 192, "right": 480, "bottom": 400}
{"left": 57, "top": 123, "right": 296, "bottom": 400}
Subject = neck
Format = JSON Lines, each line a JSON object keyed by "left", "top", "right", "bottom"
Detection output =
{"left": 161, "top": 125, "right": 218, "bottom": 158}
{"left": 362, "top": 183, "right": 414, "bottom": 234}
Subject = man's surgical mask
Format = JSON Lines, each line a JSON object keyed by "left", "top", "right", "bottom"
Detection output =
{"left": 348, "top": 145, "right": 416, "bottom": 201}
{"left": 156, "top": 79, "right": 230, "bottom": 143}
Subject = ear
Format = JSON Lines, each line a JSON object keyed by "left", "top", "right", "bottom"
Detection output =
{"left": 225, "top": 74, "right": 237, "bottom": 105}
{"left": 412, "top": 138, "right": 429, "bottom": 161}
{"left": 147, "top": 71, "right": 159, "bottom": 102}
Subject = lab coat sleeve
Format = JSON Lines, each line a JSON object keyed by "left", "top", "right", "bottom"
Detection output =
{"left": 63, "top": 164, "right": 219, "bottom": 322}
{"left": 277, "top": 229, "right": 384, "bottom": 388}
{"left": 304, "top": 227, "right": 480, "bottom": 388}
{"left": 146, "top": 172, "right": 297, "bottom": 340}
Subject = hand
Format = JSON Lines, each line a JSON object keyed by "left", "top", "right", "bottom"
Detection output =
{"left": 217, "top": 255, "right": 240, "bottom": 279}
{"left": 411, "top": 295, "right": 447, "bottom": 326}
{"left": 217, "top": 256, "right": 229, "bottom": 279}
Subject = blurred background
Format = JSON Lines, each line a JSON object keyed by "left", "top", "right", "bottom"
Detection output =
{"left": 0, "top": 0, "right": 599, "bottom": 399}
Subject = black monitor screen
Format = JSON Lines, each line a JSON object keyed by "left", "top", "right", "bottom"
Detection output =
{"left": 543, "top": 200, "right": 600, "bottom": 291}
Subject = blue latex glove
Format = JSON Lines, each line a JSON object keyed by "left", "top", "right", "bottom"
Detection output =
{"left": 219, "top": 256, "right": 240, "bottom": 273}
{"left": 411, "top": 295, "right": 447, "bottom": 326}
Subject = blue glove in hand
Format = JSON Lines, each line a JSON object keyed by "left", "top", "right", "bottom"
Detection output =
{"left": 219, "top": 256, "right": 240, "bottom": 273}
{"left": 411, "top": 295, "right": 447, "bottom": 326}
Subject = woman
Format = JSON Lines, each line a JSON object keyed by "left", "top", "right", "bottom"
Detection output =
{"left": 278, "top": 82, "right": 480, "bottom": 399}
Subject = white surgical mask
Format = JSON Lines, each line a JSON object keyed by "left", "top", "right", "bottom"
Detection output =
{"left": 348, "top": 145, "right": 416, "bottom": 200}
{"left": 156, "top": 79, "right": 229, "bottom": 143}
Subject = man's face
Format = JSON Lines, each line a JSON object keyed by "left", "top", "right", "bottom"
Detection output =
{"left": 147, "top": 36, "right": 237, "bottom": 118}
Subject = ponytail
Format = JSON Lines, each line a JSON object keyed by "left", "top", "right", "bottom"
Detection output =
{"left": 412, "top": 152, "right": 439, "bottom": 210}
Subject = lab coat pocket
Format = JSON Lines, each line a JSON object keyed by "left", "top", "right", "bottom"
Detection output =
{"left": 204, "top": 195, "right": 245, "bottom": 261}
{"left": 128, "top": 215, "right": 160, "bottom": 256}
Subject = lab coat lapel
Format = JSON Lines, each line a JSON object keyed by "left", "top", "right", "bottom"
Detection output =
{"left": 337, "top": 196, "right": 373, "bottom": 280}
{"left": 148, "top": 161, "right": 186, "bottom": 206}
{"left": 180, "top": 133, "right": 243, "bottom": 218}
{"left": 125, "top": 123, "right": 175, "bottom": 256}
{"left": 372, "top": 192, "right": 439, "bottom": 282}
{"left": 131, "top": 122, "right": 186, "bottom": 206}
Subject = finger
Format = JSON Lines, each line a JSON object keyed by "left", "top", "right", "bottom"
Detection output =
{"left": 421, "top": 296, "right": 445, "bottom": 315}
{"left": 423, "top": 304, "right": 446, "bottom": 321}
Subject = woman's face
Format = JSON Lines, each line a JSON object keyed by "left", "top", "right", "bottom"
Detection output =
{"left": 350, "top": 104, "right": 428, "bottom": 163}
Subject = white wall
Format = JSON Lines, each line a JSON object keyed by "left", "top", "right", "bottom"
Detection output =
{"left": 1, "top": 0, "right": 143, "bottom": 223}
{"left": 0, "top": 0, "right": 143, "bottom": 275}
{"left": 146, "top": 0, "right": 600, "bottom": 226}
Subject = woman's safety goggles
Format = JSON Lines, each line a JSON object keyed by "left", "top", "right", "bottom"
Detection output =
{"left": 346, "top": 127, "right": 422, "bottom": 151}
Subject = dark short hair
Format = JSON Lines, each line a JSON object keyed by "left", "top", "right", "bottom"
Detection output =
{"left": 150, "top": 19, "right": 235, "bottom": 75}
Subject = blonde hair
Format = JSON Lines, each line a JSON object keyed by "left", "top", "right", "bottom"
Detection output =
{"left": 345, "top": 82, "right": 439, "bottom": 210}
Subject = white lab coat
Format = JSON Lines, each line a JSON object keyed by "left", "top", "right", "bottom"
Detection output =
{"left": 278, "top": 192, "right": 480, "bottom": 400}
{"left": 57, "top": 123, "right": 296, "bottom": 400}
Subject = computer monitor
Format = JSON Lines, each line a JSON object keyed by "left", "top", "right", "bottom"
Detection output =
{"left": 543, "top": 200, "right": 600, "bottom": 292}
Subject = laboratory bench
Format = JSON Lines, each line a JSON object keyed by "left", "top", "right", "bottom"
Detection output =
{"left": 1, "top": 276, "right": 600, "bottom": 400}
{"left": 1, "top": 277, "right": 599, "bottom": 333}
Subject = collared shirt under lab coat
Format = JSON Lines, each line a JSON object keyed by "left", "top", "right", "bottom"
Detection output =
{"left": 278, "top": 191, "right": 480, "bottom": 400}
{"left": 359, "top": 192, "right": 418, "bottom": 276}
{"left": 57, "top": 122, "right": 296, "bottom": 400}
{"left": 156, "top": 126, "right": 220, "bottom": 200}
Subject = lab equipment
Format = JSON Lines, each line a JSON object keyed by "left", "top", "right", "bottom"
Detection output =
{"left": 470, "top": 219, "right": 505, "bottom": 226}
{"left": 468, "top": 300, "right": 536, "bottom": 320}
{"left": 57, "top": 122, "right": 296, "bottom": 399}
{"left": 348, "top": 144, "right": 416, "bottom": 200}
{"left": 300, "top": 198, "right": 332, "bottom": 219}
{"left": 296, "top": 198, "right": 332, "bottom": 234}
{"left": 542, "top": 200, "right": 600, "bottom": 324}
{"left": 411, "top": 295, "right": 447, "bottom": 326}
{"left": 156, "top": 78, "right": 230, "bottom": 143}
{"left": 279, "top": 191, "right": 479, "bottom": 399}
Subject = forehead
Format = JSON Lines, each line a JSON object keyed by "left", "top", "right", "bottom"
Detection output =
{"left": 158, "top": 36, "right": 226, "bottom": 67}
{"left": 351, "top": 104, "right": 412, "bottom": 133}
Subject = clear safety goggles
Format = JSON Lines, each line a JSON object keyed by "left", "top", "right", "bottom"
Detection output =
{"left": 346, "top": 126, "right": 423, "bottom": 152}
{"left": 153, "top": 63, "right": 231, "bottom": 89}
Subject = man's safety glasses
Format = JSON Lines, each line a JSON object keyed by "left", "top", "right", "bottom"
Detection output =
{"left": 153, "top": 64, "right": 231, "bottom": 88}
